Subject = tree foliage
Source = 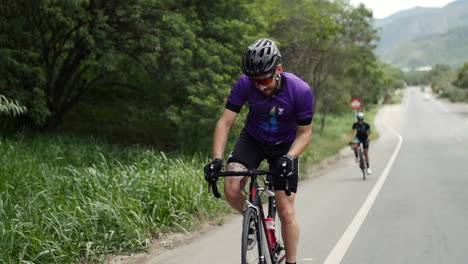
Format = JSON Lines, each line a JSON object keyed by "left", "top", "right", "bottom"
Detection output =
{"left": 1, "top": 0, "right": 164, "bottom": 128}
{"left": 256, "top": 0, "right": 387, "bottom": 131}
{"left": 0, "top": 0, "right": 401, "bottom": 148}
{"left": 453, "top": 62, "right": 468, "bottom": 89}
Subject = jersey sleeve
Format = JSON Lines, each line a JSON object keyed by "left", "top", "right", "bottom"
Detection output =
{"left": 226, "top": 75, "right": 250, "bottom": 113}
{"left": 295, "top": 84, "right": 314, "bottom": 126}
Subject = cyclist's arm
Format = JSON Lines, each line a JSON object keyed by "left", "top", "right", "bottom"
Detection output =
{"left": 286, "top": 124, "right": 312, "bottom": 158}
{"left": 212, "top": 109, "right": 238, "bottom": 159}
{"left": 367, "top": 124, "right": 371, "bottom": 141}
{"left": 350, "top": 128, "right": 357, "bottom": 142}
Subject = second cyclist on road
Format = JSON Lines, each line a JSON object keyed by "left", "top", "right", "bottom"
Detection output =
{"left": 350, "top": 112, "right": 372, "bottom": 175}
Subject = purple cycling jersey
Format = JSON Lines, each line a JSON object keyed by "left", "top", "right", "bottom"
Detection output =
{"left": 227, "top": 72, "right": 314, "bottom": 145}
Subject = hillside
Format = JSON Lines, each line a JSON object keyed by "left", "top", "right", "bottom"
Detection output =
{"left": 380, "top": 25, "right": 468, "bottom": 68}
{"left": 375, "top": 0, "right": 468, "bottom": 67}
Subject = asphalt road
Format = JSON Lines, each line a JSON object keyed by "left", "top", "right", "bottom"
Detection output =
{"left": 138, "top": 87, "right": 468, "bottom": 264}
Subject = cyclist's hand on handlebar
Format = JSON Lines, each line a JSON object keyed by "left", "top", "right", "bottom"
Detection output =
{"left": 277, "top": 155, "right": 295, "bottom": 177}
{"left": 204, "top": 158, "right": 224, "bottom": 182}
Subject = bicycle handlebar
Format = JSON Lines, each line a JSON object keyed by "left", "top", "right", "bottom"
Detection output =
{"left": 216, "top": 170, "right": 273, "bottom": 177}
{"left": 206, "top": 168, "right": 291, "bottom": 198}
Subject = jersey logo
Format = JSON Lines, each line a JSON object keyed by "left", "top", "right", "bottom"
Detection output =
{"left": 260, "top": 106, "right": 278, "bottom": 132}
{"left": 278, "top": 108, "right": 284, "bottom": 115}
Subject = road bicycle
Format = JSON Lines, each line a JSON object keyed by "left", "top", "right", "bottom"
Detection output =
{"left": 350, "top": 142, "right": 366, "bottom": 180}
{"left": 206, "top": 168, "right": 290, "bottom": 264}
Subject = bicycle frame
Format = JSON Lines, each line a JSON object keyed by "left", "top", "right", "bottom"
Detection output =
{"left": 208, "top": 170, "right": 287, "bottom": 263}
{"left": 351, "top": 142, "right": 366, "bottom": 180}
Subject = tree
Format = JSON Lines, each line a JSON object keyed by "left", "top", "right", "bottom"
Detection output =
{"left": 1, "top": 0, "right": 161, "bottom": 129}
{"left": 453, "top": 62, "right": 468, "bottom": 89}
{"left": 262, "top": 0, "right": 381, "bottom": 131}
{"left": 1, "top": 0, "right": 265, "bottom": 149}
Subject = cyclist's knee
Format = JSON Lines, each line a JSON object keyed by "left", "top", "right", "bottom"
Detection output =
{"left": 278, "top": 207, "right": 296, "bottom": 225}
{"left": 276, "top": 197, "right": 296, "bottom": 224}
{"left": 224, "top": 178, "right": 243, "bottom": 197}
{"left": 224, "top": 162, "right": 248, "bottom": 200}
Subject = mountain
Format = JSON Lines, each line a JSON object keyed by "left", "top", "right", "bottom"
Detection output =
{"left": 380, "top": 25, "right": 468, "bottom": 68}
{"left": 375, "top": 0, "right": 468, "bottom": 68}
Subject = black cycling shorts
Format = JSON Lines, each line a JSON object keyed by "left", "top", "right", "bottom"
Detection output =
{"left": 354, "top": 137, "right": 370, "bottom": 149}
{"left": 227, "top": 130, "right": 299, "bottom": 193}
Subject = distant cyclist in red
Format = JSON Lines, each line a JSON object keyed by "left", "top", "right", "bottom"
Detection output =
{"left": 350, "top": 112, "right": 372, "bottom": 174}
{"left": 204, "top": 38, "right": 314, "bottom": 264}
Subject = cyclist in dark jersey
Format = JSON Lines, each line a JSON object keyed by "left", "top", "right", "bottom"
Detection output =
{"left": 350, "top": 112, "right": 372, "bottom": 174}
{"left": 204, "top": 38, "right": 314, "bottom": 264}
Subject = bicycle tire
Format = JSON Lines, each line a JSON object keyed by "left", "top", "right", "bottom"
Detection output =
{"left": 358, "top": 147, "right": 366, "bottom": 180}
{"left": 242, "top": 207, "right": 272, "bottom": 264}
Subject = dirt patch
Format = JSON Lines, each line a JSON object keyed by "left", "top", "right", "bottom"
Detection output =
{"left": 105, "top": 220, "right": 230, "bottom": 264}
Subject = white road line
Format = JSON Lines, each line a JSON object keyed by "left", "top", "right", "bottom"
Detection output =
{"left": 300, "top": 258, "right": 317, "bottom": 262}
{"left": 323, "top": 126, "right": 403, "bottom": 264}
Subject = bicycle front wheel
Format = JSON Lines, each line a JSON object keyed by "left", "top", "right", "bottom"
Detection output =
{"left": 242, "top": 207, "right": 271, "bottom": 264}
{"left": 358, "top": 148, "right": 366, "bottom": 180}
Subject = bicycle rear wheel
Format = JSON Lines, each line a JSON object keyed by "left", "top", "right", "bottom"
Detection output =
{"left": 242, "top": 207, "right": 272, "bottom": 264}
{"left": 358, "top": 148, "right": 366, "bottom": 180}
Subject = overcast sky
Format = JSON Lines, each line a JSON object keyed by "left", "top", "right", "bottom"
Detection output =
{"left": 350, "top": 0, "right": 456, "bottom": 18}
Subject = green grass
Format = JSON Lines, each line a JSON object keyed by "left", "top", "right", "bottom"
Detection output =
{"left": 389, "top": 91, "right": 404, "bottom": 104}
{"left": 0, "top": 134, "right": 228, "bottom": 263}
{"left": 0, "top": 109, "right": 381, "bottom": 263}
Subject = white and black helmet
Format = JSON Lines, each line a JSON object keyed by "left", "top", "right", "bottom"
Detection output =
{"left": 357, "top": 112, "right": 365, "bottom": 120}
{"left": 242, "top": 38, "right": 282, "bottom": 77}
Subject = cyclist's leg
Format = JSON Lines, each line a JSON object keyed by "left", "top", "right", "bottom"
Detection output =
{"left": 224, "top": 163, "right": 248, "bottom": 213}
{"left": 276, "top": 192, "right": 299, "bottom": 263}
{"left": 225, "top": 130, "right": 263, "bottom": 213}
{"left": 269, "top": 155, "right": 299, "bottom": 264}
{"left": 352, "top": 137, "right": 360, "bottom": 154}
{"left": 362, "top": 140, "right": 370, "bottom": 168}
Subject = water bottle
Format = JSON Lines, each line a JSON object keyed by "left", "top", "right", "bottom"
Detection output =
{"left": 264, "top": 217, "right": 276, "bottom": 249}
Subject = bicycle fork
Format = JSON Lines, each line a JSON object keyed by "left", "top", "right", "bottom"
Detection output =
{"left": 244, "top": 187, "right": 275, "bottom": 264}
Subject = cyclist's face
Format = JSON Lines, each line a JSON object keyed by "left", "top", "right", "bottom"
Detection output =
{"left": 251, "top": 65, "right": 282, "bottom": 97}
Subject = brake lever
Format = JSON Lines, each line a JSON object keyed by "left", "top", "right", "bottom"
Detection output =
{"left": 285, "top": 178, "right": 291, "bottom": 196}
{"left": 211, "top": 178, "right": 221, "bottom": 198}
{"left": 281, "top": 161, "right": 291, "bottom": 196}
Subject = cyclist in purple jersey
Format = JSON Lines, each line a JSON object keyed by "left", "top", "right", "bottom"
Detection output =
{"left": 204, "top": 38, "right": 314, "bottom": 264}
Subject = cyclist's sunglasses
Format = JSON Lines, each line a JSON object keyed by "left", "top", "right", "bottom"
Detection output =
{"left": 250, "top": 74, "right": 275, "bottom": 86}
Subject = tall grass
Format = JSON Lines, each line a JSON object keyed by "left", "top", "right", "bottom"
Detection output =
{"left": 0, "top": 134, "right": 227, "bottom": 263}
